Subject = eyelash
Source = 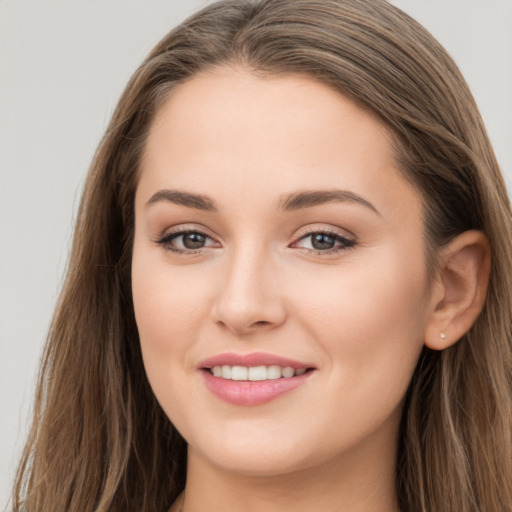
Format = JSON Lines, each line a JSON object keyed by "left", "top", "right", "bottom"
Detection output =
{"left": 155, "top": 227, "right": 356, "bottom": 256}
{"left": 155, "top": 229, "right": 216, "bottom": 256}
{"left": 293, "top": 228, "right": 356, "bottom": 255}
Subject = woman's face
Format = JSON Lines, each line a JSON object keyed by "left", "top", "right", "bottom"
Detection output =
{"left": 132, "top": 68, "right": 434, "bottom": 476}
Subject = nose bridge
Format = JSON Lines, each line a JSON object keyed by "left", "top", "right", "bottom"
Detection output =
{"left": 212, "top": 240, "right": 286, "bottom": 334}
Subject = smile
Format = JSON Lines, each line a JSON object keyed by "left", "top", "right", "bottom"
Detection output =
{"left": 209, "top": 365, "right": 308, "bottom": 381}
{"left": 198, "top": 352, "right": 316, "bottom": 406}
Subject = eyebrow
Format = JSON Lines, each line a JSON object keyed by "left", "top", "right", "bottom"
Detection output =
{"left": 277, "top": 189, "right": 379, "bottom": 215}
{"left": 145, "top": 188, "right": 379, "bottom": 215}
{"left": 146, "top": 189, "right": 218, "bottom": 211}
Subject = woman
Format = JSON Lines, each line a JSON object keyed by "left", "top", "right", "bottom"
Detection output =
{"left": 12, "top": 0, "right": 512, "bottom": 511}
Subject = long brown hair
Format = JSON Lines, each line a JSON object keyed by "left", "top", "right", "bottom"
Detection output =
{"left": 13, "top": 1, "right": 512, "bottom": 510}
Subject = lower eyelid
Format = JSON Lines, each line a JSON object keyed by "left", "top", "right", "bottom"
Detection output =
{"left": 304, "top": 244, "right": 355, "bottom": 255}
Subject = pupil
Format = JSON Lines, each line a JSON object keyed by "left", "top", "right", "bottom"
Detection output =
{"left": 312, "top": 233, "right": 335, "bottom": 250}
{"left": 183, "top": 233, "right": 206, "bottom": 249}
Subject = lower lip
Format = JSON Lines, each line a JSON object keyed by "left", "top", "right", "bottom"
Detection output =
{"left": 200, "top": 369, "right": 315, "bottom": 406}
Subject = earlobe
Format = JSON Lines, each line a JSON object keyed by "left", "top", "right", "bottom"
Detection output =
{"left": 425, "top": 230, "right": 491, "bottom": 350}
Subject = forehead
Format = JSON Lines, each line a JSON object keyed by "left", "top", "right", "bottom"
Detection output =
{"left": 137, "top": 67, "right": 421, "bottom": 223}
{"left": 145, "top": 67, "right": 392, "bottom": 164}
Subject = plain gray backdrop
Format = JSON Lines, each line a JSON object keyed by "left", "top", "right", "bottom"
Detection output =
{"left": 1, "top": 1, "right": 511, "bottom": 508}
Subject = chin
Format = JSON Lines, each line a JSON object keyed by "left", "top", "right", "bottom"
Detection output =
{"left": 193, "top": 442, "right": 315, "bottom": 477}
{"left": 184, "top": 422, "right": 320, "bottom": 477}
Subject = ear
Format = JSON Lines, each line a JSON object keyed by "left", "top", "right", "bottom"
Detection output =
{"left": 425, "top": 230, "right": 491, "bottom": 350}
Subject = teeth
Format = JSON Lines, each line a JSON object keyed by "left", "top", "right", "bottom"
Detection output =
{"left": 221, "top": 365, "right": 232, "bottom": 379}
{"left": 281, "top": 367, "right": 295, "bottom": 378}
{"left": 267, "top": 365, "right": 282, "bottom": 380}
{"left": 210, "top": 365, "right": 309, "bottom": 381}
{"left": 248, "top": 366, "right": 267, "bottom": 381}
{"left": 231, "top": 366, "right": 248, "bottom": 381}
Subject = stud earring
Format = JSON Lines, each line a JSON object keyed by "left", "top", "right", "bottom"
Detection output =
{"left": 440, "top": 332, "right": 446, "bottom": 340}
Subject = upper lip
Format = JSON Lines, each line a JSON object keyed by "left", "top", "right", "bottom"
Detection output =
{"left": 198, "top": 352, "right": 315, "bottom": 370}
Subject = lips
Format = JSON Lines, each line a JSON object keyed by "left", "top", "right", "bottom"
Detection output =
{"left": 198, "top": 351, "right": 314, "bottom": 370}
{"left": 197, "top": 352, "right": 316, "bottom": 406}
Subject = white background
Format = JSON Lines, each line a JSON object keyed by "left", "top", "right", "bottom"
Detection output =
{"left": 1, "top": 1, "right": 511, "bottom": 508}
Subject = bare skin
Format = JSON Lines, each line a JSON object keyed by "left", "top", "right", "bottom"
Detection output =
{"left": 132, "top": 67, "right": 490, "bottom": 512}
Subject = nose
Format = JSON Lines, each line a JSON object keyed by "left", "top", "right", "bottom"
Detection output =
{"left": 211, "top": 247, "right": 287, "bottom": 336}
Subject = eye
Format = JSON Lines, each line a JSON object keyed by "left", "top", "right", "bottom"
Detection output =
{"left": 156, "top": 229, "right": 220, "bottom": 254}
{"left": 291, "top": 229, "right": 356, "bottom": 254}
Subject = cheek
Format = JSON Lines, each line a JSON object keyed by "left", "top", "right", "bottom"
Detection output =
{"left": 131, "top": 246, "right": 211, "bottom": 368}
{"left": 298, "top": 245, "right": 429, "bottom": 394}
{"left": 131, "top": 252, "right": 213, "bottom": 429}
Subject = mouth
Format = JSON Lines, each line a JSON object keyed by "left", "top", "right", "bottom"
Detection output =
{"left": 203, "top": 364, "right": 315, "bottom": 381}
{"left": 198, "top": 352, "right": 317, "bottom": 406}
